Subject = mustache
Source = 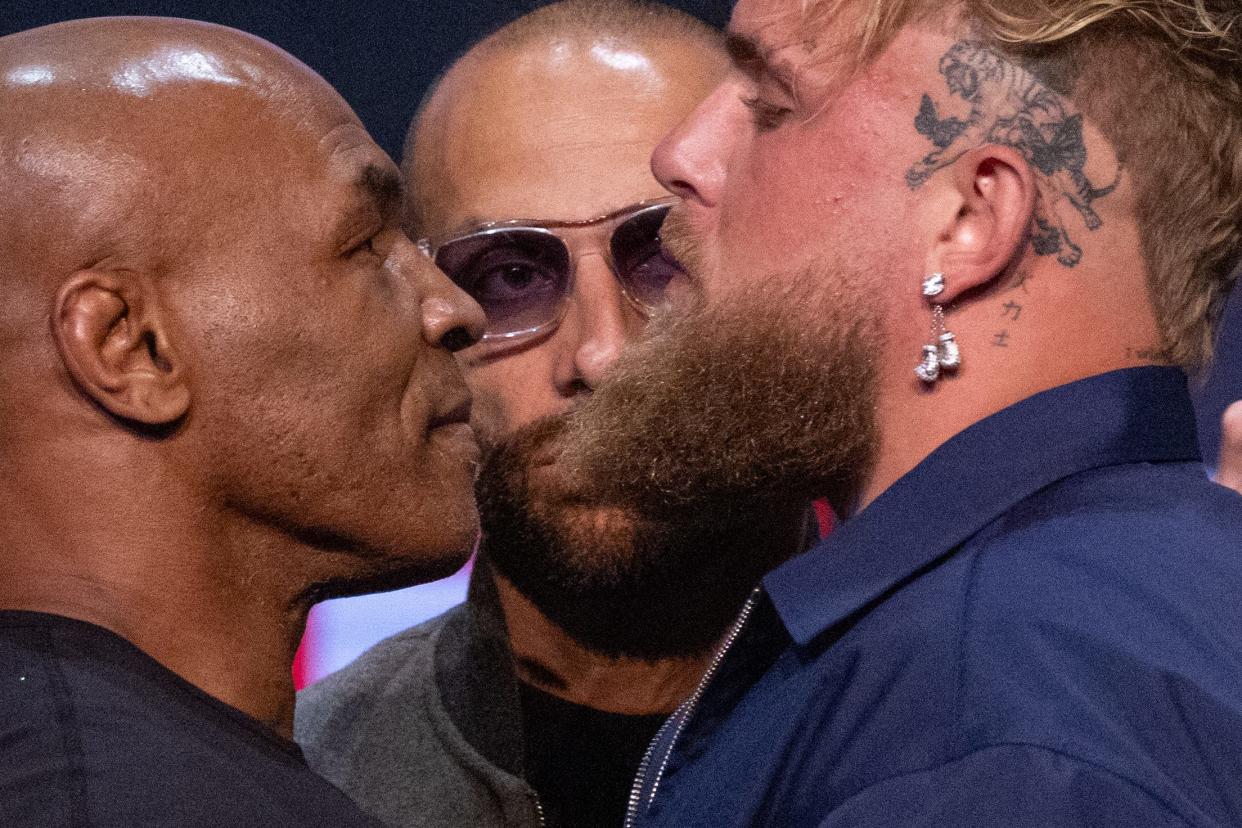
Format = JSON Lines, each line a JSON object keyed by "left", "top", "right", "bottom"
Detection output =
{"left": 477, "top": 413, "right": 593, "bottom": 506}
{"left": 659, "top": 206, "right": 707, "bottom": 289}
{"left": 481, "top": 413, "right": 567, "bottom": 458}
{"left": 478, "top": 413, "right": 568, "bottom": 484}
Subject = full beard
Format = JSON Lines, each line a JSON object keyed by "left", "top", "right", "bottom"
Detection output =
{"left": 558, "top": 239, "right": 883, "bottom": 527}
{"left": 476, "top": 416, "right": 804, "bottom": 661}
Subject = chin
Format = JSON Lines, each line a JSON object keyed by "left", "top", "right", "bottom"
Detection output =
{"left": 320, "top": 538, "right": 475, "bottom": 601}
{"left": 395, "top": 501, "right": 480, "bottom": 579}
{"left": 334, "top": 494, "right": 480, "bottom": 589}
{"left": 392, "top": 540, "right": 474, "bottom": 585}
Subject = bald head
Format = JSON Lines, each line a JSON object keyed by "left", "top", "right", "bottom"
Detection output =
{"left": 403, "top": 0, "right": 726, "bottom": 237}
{"left": 0, "top": 15, "right": 487, "bottom": 623}
{"left": 0, "top": 14, "right": 494, "bottom": 757}
{"left": 0, "top": 18, "right": 354, "bottom": 301}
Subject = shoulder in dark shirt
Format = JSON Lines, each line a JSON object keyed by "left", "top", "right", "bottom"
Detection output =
{"left": 0, "top": 611, "right": 381, "bottom": 828}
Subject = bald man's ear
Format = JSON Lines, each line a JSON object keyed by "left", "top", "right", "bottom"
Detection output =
{"left": 925, "top": 145, "right": 1037, "bottom": 304}
{"left": 52, "top": 272, "right": 190, "bottom": 427}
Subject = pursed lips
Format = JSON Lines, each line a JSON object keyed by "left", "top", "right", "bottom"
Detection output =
{"left": 428, "top": 395, "right": 473, "bottom": 431}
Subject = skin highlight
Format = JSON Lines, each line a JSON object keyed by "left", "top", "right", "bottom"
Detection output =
{"left": 0, "top": 18, "right": 484, "bottom": 738}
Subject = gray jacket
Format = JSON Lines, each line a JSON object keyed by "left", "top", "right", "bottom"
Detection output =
{"left": 295, "top": 569, "right": 544, "bottom": 828}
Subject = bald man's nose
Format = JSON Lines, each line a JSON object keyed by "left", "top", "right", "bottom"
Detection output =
{"left": 556, "top": 255, "right": 637, "bottom": 392}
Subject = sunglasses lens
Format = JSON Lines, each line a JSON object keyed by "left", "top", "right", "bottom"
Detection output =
{"left": 611, "top": 205, "right": 684, "bottom": 309}
{"left": 435, "top": 230, "right": 571, "bottom": 339}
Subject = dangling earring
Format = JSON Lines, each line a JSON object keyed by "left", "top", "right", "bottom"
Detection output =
{"left": 937, "top": 323, "right": 961, "bottom": 370}
{"left": 914, "top": 273, "right": 962, "bottom": 384}
{"left": 915, "top": 343, "right": 941, "bottom": 382}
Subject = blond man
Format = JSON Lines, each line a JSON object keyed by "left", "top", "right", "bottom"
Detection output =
{"left": 562, "top": 0, "right": 1242, "bottom": 825}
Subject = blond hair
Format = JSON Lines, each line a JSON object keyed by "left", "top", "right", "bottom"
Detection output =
{"left": 780, "top": 0, "right": 1242, "bottom": 370}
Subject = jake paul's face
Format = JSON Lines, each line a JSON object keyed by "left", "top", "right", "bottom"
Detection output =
{"left": 651, "top": 0, "right": 929, "bottom": 311}
{"left": 411, "top": 38, "right": 726, "bottom": 442}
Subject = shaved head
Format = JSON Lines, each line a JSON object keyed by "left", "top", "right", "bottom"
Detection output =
{"left": 0, "top": 17, "right": 485, "bottom": 731}
{"left": 391, "top": 3, "right": 806, "bottom": 660}
{"left": 0, "top": 18, "right": 355, "bottom": 405}
{"left": 0, "top": 18, "right": 342, "bottom": 285}
{"left": 403, "top": 0, "right": 725, "bottom": 237}
{"left": 482, "top": 0, "right": 721, "bottom": 52}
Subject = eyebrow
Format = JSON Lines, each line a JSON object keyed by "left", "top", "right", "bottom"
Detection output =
{"left": 354, "top": 163, "right": 404, "bottom": 219}
{"left": 440, "top": 197, "right": 675, "bottom": 239}
{"left": 725, "top": 31, "right": 798, "bottom": 96}
{"left": 725, "top": 32, "right": 765, "bottom": 73}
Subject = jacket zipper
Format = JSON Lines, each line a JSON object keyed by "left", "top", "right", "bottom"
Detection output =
{"left": 623, "top": 587, "right": 763, "bottom": 828}
{"left": 533, "top": 790, "right": 546, "bottom": 827}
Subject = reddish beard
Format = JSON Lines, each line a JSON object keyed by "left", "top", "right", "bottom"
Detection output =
{"left": 559, "top": 258, "right": 882, "bottom": 520}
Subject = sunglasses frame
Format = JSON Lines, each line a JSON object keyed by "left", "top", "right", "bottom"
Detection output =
{"left": 417, "top": 196, "right": 680, "bottom": 343}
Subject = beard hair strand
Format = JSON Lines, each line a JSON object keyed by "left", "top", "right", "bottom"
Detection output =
{"left": 560, "top": 259, "right": 883, "bottom": 521}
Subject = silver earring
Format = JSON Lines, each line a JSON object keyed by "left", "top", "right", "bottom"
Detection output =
{"left": 915, "top": 344, "right": 941, "bottom": 382}
{"left": 915, "top": 275, "right": 962, "bottom": 383}
{"left": 938, "top": 329, "right": 961, "bottom": 369}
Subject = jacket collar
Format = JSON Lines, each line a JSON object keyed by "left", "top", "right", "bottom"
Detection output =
{"left": 434, "top": 555, "right": 526, "bottom": 778}
{"left": 764, "top": 367, "right": 1202, "bottom": 647}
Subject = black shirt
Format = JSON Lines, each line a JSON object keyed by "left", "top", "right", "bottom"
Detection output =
{"left": 0, "top": 611, "right": 382, "bottom": 827}
{"left": 519, "top": 681, "right": 668, "bottom": 828}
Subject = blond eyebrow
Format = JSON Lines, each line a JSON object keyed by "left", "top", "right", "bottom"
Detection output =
{"left": 725, "top": 31, "right": 797, "bottom": 96}
{"left": 725, "top": 31, "right": 765, "bottom": 72}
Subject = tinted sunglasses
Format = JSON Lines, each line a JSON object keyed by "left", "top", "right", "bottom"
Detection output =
{"left": 418, "top": 197, "right": 682, "bottom": 343}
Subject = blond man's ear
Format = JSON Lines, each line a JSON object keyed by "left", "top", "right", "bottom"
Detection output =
{"left": 1215, "top": 401, "right": 1242, "bottom": 495}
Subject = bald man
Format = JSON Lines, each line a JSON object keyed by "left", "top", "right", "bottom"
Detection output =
{"left": 295, "top": 3, "right": 809, "bottom": 827}
{"left": 0, "top": 18, "right": 483, "bottom": 827}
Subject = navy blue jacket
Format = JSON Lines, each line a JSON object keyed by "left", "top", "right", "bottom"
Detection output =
{"left": 629, "top": 368, "right": 1242, "bottom": 827}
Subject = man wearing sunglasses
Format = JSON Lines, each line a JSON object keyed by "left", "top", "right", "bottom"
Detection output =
{"left": 295, "top": 2, "right": 811, "bottom": 827}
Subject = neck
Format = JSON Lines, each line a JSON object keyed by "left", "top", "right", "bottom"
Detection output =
{"left": 493, "top": 572, "right": 709, "bottom": 716}
{"left": 856, "top": 251, "right": 1164, "bottom": 513}
{"left": 0, "top": 440, "right": 306, "bottom": 739}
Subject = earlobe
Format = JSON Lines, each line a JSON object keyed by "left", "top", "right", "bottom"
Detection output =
{"left": 928, "top": 145, "right": 1036, "bottom": 303}
{"left": 52, "top": 271, "right": 190, "bottom": 427}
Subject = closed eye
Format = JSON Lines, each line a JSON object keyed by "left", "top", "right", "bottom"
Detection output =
{"left": 742, "top": 96, "right": 792, "bottom": 131}
{"left": 343, "top": 229, "right": 383, "bottom": 259}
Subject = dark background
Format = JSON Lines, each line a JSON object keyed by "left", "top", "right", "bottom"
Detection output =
{"left": 3, "top": 0, "right": 1238, "bottom": 462}
{"left": 0, "top": 0, "right": 731, "bottom": 159}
